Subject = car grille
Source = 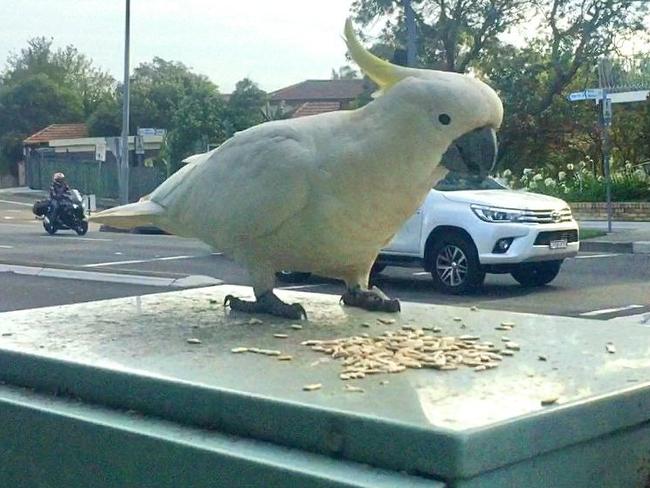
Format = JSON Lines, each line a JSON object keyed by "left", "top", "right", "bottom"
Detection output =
{"left": 518, "top": 207, "right": 573, "bottom": 224}
{"left": 534, "top": 229, "right": 579, "bottom": 245}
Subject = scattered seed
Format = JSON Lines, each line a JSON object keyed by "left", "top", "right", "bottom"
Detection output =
{"left": 453, "top": 317, "right": 463, "bottom": 322}
{"left": 209, "top": 299, "right": 218, "bottom": 304}
{"left": 495, "top": 326, "right": 511, "bottom": 331}
{"left": 230, "top": 347, "right": 248, "bottom": 353}
{"left": 361, "top": 322, "right": 372, "bottom": 328}
{"left": 273, "top": 333, "right": 289, "bottom": 339}
{"left": 186, "top": 338, "right": 201, "bottom": 344}
{"left": 459, "top": 335, "right": 480, "bottom": 341}
{"left": 277, "top": 355, "right": 293, "bottom": 361}
{"left": 538, "top": 355, "right": 547, "bottom": 361}
{"left": 380, "top": 380, "right": 390, "bottom": 385}
{"left": 501, "top": 321, "right": 515, "bottom": 328}
{"left": 474, "top": 365, "right": 488, "bottom": 372}
{"left": 344, "top": 385, "right": 365, "bottom": 393}
{"left": 470, "top": 306, "right": 478, "bottom": 311}
{"left": 248, "top": 318, "right": 264, "bottom": 325}
{"left": 377, "top": 318, "right": 396, "bottom": 325}
{"left": 290, "top": 324, "right": 303, "bottom": 330}
{"left": 303, "top": 383, "right": 322, "bottom": 391}
{"left": 505, "top": 342, "right": 520, "bottom": 351}
{"left": 1, "top": 333, "right": 12, "bottom": 337}
{"left": 541, "top": 396, "right": 559, "bottom": 406}
{"left": 501, "top": 350, "right": 515, "bottom": 356}
{"left": 606, "top": 343, "right": 616, "bottom": 354}
{"left": 259, "top": 349, "right": 281, "bottom": 356}
{"left": 432, "top": 327, "right": 442, "bottom": 333}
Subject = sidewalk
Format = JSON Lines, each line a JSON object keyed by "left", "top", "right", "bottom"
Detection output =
{"left": 0, "top": 186, "right": 117, "bottom": 209}
{"left": 579, "top": 220, "right": 650, "bottom": 254}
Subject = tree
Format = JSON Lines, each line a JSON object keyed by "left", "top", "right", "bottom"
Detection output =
{"left": 125, "top": 57, "right": 227, "bottom": 166}
{"left": 0, "top": 74, "right": 84, "bottom": 173}
{"left": 352, "top": 0, "right": 532, "bottom": 72}
{"left": 331, "top": 65, "right": 360, "bottom": 79}
{"left": 3, "top": 37, "right": 115, "bottom": 118}
{"left": 352, "top": 1, "right": 650, "bottom": 172}
{"left": 224, "top": 78, "right": 267, "bottom": 135}
{"left": 0, "top": 37, "right": 115, "bottom": 174}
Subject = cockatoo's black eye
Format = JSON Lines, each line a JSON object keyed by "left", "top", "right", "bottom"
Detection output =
{"left": 438, "top": 114, "right": 451, "bottom": 125}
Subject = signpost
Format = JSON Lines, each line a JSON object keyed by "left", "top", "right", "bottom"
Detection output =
{"left": 568, "top": 57, "right": 650, "bottom": 233}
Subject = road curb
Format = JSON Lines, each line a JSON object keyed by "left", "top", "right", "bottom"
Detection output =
{"left": 99, "top": 224, "right": 169, "bottom": 235}
{"left": 0, "top": 263, "right": 222, "bottom": 288}
{"left": 579, "top": 240, "right": 634, "bottom": 254}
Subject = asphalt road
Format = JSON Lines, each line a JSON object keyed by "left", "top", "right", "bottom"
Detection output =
{"left": 1, "top": 195, "right": 649, "bottom": 322}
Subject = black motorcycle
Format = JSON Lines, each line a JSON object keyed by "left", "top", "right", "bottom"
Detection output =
{"left": 33, "top": 189, "right": 89, "bottom": 236}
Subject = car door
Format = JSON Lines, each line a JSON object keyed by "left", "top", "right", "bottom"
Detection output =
{"left": 383, "top": 207, "right": 424, "bottom": 253}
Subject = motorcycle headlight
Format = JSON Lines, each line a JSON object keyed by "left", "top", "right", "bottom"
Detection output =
{"left": 471, "top": 204, "right": 524, "bottom": 223}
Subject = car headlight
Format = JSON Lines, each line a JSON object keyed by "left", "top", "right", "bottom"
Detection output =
{"left": 471, "top": 204, "right": 524, "bottom": 223}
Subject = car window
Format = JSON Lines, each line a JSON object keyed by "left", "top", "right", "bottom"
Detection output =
{"left": 434, "top": 173, "right": 508, "bottom": 191}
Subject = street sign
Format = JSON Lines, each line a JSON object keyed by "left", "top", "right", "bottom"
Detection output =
{"left": 585, "top": 88, "right": 603, "bottom": 99}
{"left": 137, "top": 128, "right": 166, "bottom": 136}
{"left": 135, "top": 135, "right": 145, "bottom": 155}
{"left": 603, "top": 98, "right": 612, "bottom": 126}
{"left": 568, "top": 91, "right": 587, "bottom": 101}
{"left": 95, "top": 141, "right": 106, "bottom": 162}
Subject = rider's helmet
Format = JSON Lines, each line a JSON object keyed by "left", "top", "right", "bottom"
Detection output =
{"left": 53, "top": 172, "right": 65, "bottom": 182}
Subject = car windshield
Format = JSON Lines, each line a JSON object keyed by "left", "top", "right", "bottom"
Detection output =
{"left": 434, "top": 173, "right": 509, "bottom": 191}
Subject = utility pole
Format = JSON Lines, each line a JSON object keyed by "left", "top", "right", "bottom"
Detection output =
{"left": 403, "top": 0, "right": 416, "bottom": 67}
{"left": 598, "top": 59, "right": 613, "bottom": 233}
{"left": 119, "top": 0, "right": 131, "bottom": 205}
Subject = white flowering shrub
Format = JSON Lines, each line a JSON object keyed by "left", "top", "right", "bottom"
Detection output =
{"left": 498, "top": 157, "right": 650, "bottom": 202}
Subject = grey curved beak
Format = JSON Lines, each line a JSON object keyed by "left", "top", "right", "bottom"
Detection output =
{"left": 440, "top": 127, "right": 497, "bottom": 178}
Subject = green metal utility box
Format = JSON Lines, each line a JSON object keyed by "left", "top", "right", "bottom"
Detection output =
{"left": 0, "top": 285, "right": 649, "bottom": 487}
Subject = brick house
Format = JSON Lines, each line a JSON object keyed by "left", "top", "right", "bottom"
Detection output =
{"left": 269, "top": 79, "right": 368, "bottom": 118}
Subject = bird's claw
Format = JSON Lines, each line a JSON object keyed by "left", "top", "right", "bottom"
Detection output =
{"left": 341, "top": 286, "right": 401, "bottom": 313}
{"left": 223, "top": 292, "right": 308, "bottom": 320}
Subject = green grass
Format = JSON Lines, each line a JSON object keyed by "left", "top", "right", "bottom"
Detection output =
{"left": 579, "top": 227, "right": 607, "bottom": 240}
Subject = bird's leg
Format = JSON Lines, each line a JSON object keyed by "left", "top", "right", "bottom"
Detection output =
{"left": 224, "top": 291, "right": 307, "bottom": 320}
{"left": 340, "top": 285, "right": 401, "bottom": 313}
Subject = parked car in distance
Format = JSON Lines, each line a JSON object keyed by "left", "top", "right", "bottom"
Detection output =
{"left": 277, "top": 174, "right": 580, "bottom": 294}
{"left": 373, "top": 174, "right": 579, "bottom": 293}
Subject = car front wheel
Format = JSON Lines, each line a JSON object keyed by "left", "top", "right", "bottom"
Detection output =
{"left": 511, "top": 260, "right": 562, "bottom": 287}
{"left": 429, "top": 235, "right": 484, "bottom": 294}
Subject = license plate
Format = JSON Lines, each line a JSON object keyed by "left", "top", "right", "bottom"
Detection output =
{"left": 549, "top": 239, "right": 568, "bottom": 249}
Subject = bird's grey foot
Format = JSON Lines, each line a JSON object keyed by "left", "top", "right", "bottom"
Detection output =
{"left": 340, "top": 286, "right": 401, "bottom": 313}
{"left": 224, "top": 292, "right": 307, "bottom": 320}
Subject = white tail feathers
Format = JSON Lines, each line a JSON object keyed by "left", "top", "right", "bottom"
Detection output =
{"left": 89, "top": 200, "right": 165, "bottom": 229}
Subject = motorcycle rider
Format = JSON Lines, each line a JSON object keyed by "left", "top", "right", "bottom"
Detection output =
{"left": 48, "top": 172, "right": 70, "bottom": 223}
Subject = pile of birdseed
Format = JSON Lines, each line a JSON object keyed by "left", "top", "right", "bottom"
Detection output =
{"left": 301, "top": 326, "right": 520, "bottom": 380}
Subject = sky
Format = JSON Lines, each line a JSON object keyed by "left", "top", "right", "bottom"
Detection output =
{"left": 0, "top": 0, "right": 359, "bottom": 93}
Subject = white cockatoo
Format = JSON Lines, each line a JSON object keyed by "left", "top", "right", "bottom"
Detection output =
{"left": 91, "top": 19, "right": 503, "bottom": 319}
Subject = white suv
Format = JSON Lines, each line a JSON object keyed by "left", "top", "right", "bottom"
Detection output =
{"left": 374, "top": 175, "right": 580, "bottom": 294}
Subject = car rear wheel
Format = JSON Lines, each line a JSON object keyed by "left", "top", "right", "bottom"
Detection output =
{"left": 275, "top": 271, "right": 312, "bottom": 283}
{"left": 429, "top": 234, "right": 484, "bottom": 294}
{"left": 511, "top": 260, "right": 562, "bottom": 287}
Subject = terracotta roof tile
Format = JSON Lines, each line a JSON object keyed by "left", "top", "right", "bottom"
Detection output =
{"left": 291, "top": 101, "right": 342, "bottom": 118}
{"left": 24, "top": 124, "right": 89, "bottom": 145}
{"left": 270, "top": 79, "right": 366, "bottom": 102}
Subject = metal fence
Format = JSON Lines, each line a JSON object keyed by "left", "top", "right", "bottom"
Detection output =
{"left": 26, "top": 155, "right": 165, "bottom": 202}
